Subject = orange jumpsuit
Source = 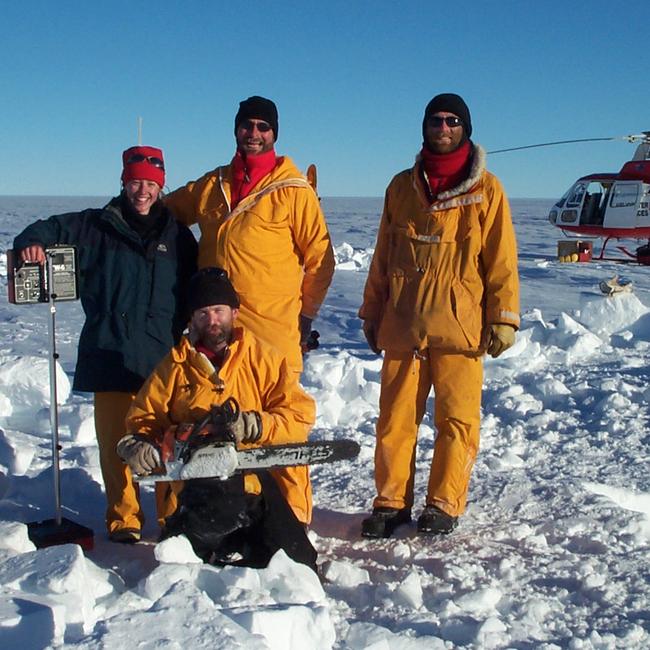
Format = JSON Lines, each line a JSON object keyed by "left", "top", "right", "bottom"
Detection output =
{"left": 165, "top": 156, "right": 333, "bottom": 522}
{"left": 125, "top": 327, "right": 316, "bottom": 524}
{"left": 359, "top": 145, "right": 520, "bottom": 516}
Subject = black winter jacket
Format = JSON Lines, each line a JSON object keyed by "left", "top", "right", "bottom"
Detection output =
{"left": 13, "top": 195, "right": 198, "bottom": 392}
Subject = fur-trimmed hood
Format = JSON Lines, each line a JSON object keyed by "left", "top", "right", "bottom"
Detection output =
{"left": 414, "top": 143, "right": 486, "bottom": 201}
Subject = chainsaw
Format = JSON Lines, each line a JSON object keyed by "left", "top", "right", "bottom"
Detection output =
{"left": 134, "top": 397, "right": 360, "bottom": 483}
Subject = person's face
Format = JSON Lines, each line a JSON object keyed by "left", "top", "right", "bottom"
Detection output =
{"left": 190, "top": 304, "right": 238, "bottom": 351}
{"left": 424, "top": 112, "right": 465, "bottom": 154}
{"left": 236, "top": 119, "right": 275, "bottom": 156}
{"left": 124, "top": 179, "right": 161, "bottom": 215}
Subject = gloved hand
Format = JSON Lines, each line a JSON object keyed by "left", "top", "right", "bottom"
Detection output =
{"left": 230, "top": 411, "right": 262, "bottom": 444}
{"left": 362, "top": 319, "right": 381, "bottom": 355}
{"left": 299, "top": 314, "right": 313, "bottom": 346}
{"left": 116, "top": 434, "right": 162, "bottom": 476}
{"left": 486, "top": 324, "right": 516, "bottom": 358}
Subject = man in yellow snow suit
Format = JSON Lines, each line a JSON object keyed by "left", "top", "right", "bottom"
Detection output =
{"left": 165, "top": 96, "right": 334, "bottom": 524}
{"left": 359, "top": 93, "right": 520, "bottom": 538}
{"left": 118, "top": 268, "right": 316, "bottom": 544}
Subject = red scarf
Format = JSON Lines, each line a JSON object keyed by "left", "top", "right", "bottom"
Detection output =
{"left": 195, "top": 342, "right": 226, "bottom": 369}
{"left": 230, "top": 149, "right": 278, "bottom": 208}
{"left": 420, "top": 140, "right": 472, "bottom": 198}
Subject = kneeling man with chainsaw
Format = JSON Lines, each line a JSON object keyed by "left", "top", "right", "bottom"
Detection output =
{"left": 117, "top": 267, "right": 318, "bottom": 569}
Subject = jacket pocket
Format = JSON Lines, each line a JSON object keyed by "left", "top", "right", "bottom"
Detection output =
{"left": 388, "top": 268, "right": 419, "bottom": 316}
{"left": 451, "top": 280, "right": 481, "bottom": 348}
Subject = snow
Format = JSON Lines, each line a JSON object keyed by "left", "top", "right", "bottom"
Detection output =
{"left": 0, "top": 195, "right": 649, "bottom": 648}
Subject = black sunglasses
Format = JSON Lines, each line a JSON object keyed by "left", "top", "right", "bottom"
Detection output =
{"left": 239, "top": 120, "right": 273, "bottom": 133}
{"left": 126, "top": 154, "right": 165, "bottom": 169}
{"left": 427, "top": 116, "right": 463, "bottom": 128}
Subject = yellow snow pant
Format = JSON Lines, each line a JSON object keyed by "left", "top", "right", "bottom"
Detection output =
{"left": 373, "top": 348, "right": 483, "bottom": 517}
{"left": 94, "top": 392, "right": 175, "bottom": 534}
{"left": 263, "top": 369, "right": 312, "bottom": 525}
{"left": 268, "top": 466, "right": 312, "bottom": 525}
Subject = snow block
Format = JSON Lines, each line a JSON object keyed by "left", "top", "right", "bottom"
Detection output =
{"left": 0, "top": 355, "right": 70, "bottom": 431}
{"left": 394, "top": 570, "right": 423, "bottom": 609}
{"left": 0, "top": 543, "right": 99, "bottom": 636}
{"left": 0, "top": 428, "right": 36, "bottom": 475}
{"left": 88, "top": 579, "right": 264, "bottom": 649}
{"left": 139, "top": 562, "right": 200, "bottom": 602}
{"left": 321, "top": 559, "right": 370, "bottom": 588}
{"left": 196, "top": 563, "right": 264, "bottom": 605}
{"left": 232, "top": 604, "right": 335, "bottom": 650}
{"left": 578, "top": 293, "right": 649, "bottom": 339}
{"left": 456, "top": 586, "right": 502, "bottom": 615}
{"left": 346, "top": 621, "right": 446, "bottom": 649}
{"left": 154, "top": 534, "right": 203, "bottom": 564}
{"left": 0, "top": 521, "right": 36, "bottom": 554}
{"left": 261, "top": 549, "right": 326, "bottom": 604}
{"left": 0, "top": 592, "right": 66, "bottom": 649}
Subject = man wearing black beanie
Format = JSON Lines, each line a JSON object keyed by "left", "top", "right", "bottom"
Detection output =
{"left": 165, "top": 97, "right": 334, "bottom": 528}
{"left": 359, "top": 92, "right": 520, "bottom": 539}
{"left": 118, "top": 267, "right": 317, "bottom": 570}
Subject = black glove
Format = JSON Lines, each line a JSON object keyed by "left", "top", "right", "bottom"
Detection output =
{"left": 362, "top": 320, "right": 381, "bottom": 354}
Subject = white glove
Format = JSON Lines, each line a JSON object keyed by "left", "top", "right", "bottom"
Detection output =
{"left": 116, "top": 435, "right": 161, "bottom": 476}
{"left": 230, "top": 411, "right": 262, "bottom": 444}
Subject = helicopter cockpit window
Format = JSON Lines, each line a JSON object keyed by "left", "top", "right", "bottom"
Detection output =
{"left": 566, "top": 183, "right": 586, "bottom": 207}
{"left": 610, "top": 184, "right": 639, "bottom": 208}
{"left": 554, "top": 187, "right": 571, "bottom": 208}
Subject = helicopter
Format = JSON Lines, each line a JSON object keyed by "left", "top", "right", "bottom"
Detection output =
{"left": 544, "top": 132, "right": 650, "bottom": 263}
{"left": 491, "top": 132, "right": 650, "bottom": 263}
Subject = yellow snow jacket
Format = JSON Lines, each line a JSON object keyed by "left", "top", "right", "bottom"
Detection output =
{"left": 359, "top": 145, "right": 520, "bottom": 353}
{"left": 165, "top": 156, "right": 335, "bottom": 371}
{"left": 125, "top": 328, "right": 315, "bottom": 511}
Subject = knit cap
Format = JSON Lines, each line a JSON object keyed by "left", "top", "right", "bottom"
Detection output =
{"left": 188, "top": 268, "right": 240, "bottom": 313}
{"left": 422, "top": 93, "right": 472, "bottom": 138}
{"left": 121, "top": 145, "right": 165, "bottom": 188}
{"left": 234, "top": 96, "right": 279, "bottom": 141}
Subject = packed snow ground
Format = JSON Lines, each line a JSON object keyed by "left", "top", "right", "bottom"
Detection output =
{"left": 0, "top": 196, "right": 649, "bottom": 649}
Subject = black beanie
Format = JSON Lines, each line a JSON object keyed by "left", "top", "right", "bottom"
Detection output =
{"left": 234, "top": 95, "right": 279, "bottom": 141}
{"left": 422, "top": 93, "right": 472, "bottom": 139}
{"left": 188, "top": 268, "right": 240, "bottom": 313}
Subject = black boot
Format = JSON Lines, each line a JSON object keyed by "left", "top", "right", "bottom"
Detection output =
{"left": 417, "top": 505, "right": 458, "bottom": 535}
{"left": 361, "top": 507, "right": 411, "bottom": 539}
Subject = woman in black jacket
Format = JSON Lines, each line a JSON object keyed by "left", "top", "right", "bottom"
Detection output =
{"left": 13, "top": 146, "right": 197, "bottom": 543}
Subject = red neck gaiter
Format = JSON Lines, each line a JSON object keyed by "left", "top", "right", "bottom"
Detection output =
{"left": 195, "top": 342, "right": 226, "bottom": 369}
{"left": 420, "top": 140, "right": 472, "bottom": 198}
{"left": 230, "top": 149, "right": 278, "bottom": 208}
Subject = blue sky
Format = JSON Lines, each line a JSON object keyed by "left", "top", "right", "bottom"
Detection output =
{"left": 1, "top": 0, "right": 648, "bottom": 198}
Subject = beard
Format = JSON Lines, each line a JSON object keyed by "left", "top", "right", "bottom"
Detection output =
{"left": 199, "top": 323, "right": 233, "bottom": 350}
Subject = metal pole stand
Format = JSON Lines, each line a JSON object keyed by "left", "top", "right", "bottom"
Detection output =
{"left": 27, "top": 251, "right": 94, "bottom": 550}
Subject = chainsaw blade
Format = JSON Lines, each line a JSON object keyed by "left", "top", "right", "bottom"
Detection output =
{"left": 135, "top": 439, "right": 360, "bottom": 483}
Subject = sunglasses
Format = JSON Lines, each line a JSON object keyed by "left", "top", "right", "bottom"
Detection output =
{"left": 239, "top": 120, "right": 273, "bottom": 133}
{"left": 427, "top": 116, "right": 463, "bottom": 128}
{"left": 126, "top": 154, "right": 165, "bottom": 169}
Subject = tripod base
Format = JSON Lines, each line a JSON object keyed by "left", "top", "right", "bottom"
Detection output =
{"left": 27, "top": 517, "right": 94, "bottom": 551}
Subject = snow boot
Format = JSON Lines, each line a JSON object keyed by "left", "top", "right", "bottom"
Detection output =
{"left": 361, "top": 507, "right": 411, "bottom": 538}
{"left": 417, "top": 505, "right": 458, "bottom": 535}
{"left": 109, "top": 527, "right": 141, "bottom": 544}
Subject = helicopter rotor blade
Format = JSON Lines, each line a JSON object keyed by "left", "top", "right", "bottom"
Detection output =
{"left": 488, "top": 133, "right": 649, "bottom": 155}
